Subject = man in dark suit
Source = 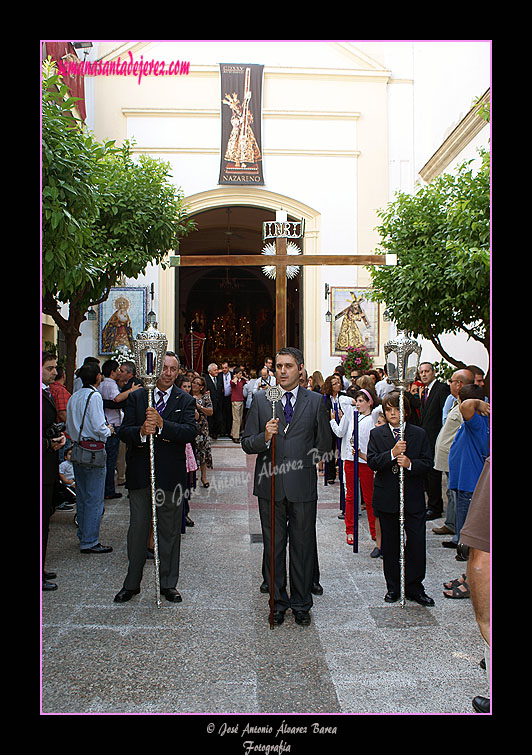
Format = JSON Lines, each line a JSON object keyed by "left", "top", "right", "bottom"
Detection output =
{"left": 42, "top": 351, "right": 67, "bottom": 591}
{"left": 418, "top": 362, "right": 450, "bottom": 520}
{"left": 367, "top": 391, "right": 434, "bottom": 605}
{"left": 219, "top": 361, "right": 233, "bottom": 437}
{"left": 114, "top": 352, "right": 197, "bottom": 604}
{"left": 242, "top": 347, "right": 330, "bottom": 626}
{"left": 204, "top": 362, "right": 224, "bottom": 439}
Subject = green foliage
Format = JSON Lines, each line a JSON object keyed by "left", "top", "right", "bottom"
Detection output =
{"left": 368, "top": 151, "right": 490, "bottom": 365}
{"left": 432, "top": 359, "right": 454, "bottom": 382}
{"left": 42, "top": 58, "right": 194, "bottom": 318}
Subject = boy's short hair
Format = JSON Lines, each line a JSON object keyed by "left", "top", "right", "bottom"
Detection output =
{"left": 381, "top": 390, "right": 411, "bottom": 419}
{"left": 458, "top": 383, "right": 484, "bottom": 402}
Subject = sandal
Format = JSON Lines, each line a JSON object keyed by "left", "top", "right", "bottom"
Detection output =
{"left": 201, "top": 481, "right": 210, "bottom": 488}
{"left": 443, "top": 573, "right": 467, "bottom": 590}
{"left": 443, "top": 580, "right": 470, "bottom": 599}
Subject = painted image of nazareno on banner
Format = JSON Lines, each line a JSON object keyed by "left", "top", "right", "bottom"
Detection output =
{"left": 219, "top": 63, "right": 264, "bottom": 185}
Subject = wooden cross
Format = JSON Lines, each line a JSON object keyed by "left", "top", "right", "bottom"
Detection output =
{"left": 170, "top": 210, "right": 396, "bottom": 355}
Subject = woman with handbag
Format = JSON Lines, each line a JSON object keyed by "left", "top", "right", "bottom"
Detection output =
{"left": 66, "top": 362, "right": 113, "bottom": 554}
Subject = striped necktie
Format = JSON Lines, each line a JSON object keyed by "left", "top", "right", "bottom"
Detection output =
{"left": 392, "top": 427, "right": 400, "bottom": 440}
{"left": 155, "top": 390, "right": 166, "bottom": 415}
{"left": 283, "top": 392, "right": 293, "bottom": 423}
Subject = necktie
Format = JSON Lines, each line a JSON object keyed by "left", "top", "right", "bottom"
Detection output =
{"left": 392, "top": 427, "right": 400, "bottom": 440}
{"left": 283, "top": 392, "right": 293, "bottom": 424}
{"left": 44, "top": 386, "right": 57, "bottom": 409}
{"left": 422, "top": 387, "right": 428, "bottom": 405}
{"left": 156, "top": 390, "right": 166, "bottom": 414}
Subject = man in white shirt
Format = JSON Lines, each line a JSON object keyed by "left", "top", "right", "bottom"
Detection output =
{"left": 375, "top": 367, "right": 395, "bottom": 400}
{"left": 220, "top": 361, "right": 233, "bottom": 437}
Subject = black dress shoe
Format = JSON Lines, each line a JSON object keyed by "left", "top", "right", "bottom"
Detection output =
{"left": 260, "top": 581, "right": 269, "bottom": 594}
{"left": 114, "top": 587, "right": 140, "bottom": 603}
{"left": 425, "top": 509, "right": 441, "bottom": 520}
{"left": 293, "top": 610, "right": 311, "bottom": 626}
{"left": 44, "top": 571, "right": 57, "bottom": 580}
{"left": 442, "top": 540, "right": 458, "bottom": 549}
{"left": 185, "top": 516, "right": 195, "bottom": 527}
{"left": 161, "top": 588, "right": 182, "bottom": 603}
{"left": 311, "top": 582, "right": 323, "bottom": 596}
{"left": 407, "top": 591, "right": 435, "bottom": 606}
{"left": 384, "top": 591, "right": 399, "bottom": 603}
{"left": 42, "top": 580, "right": 58, "bottom": 591}
{"left": 80, "top": 543, "right": 113, "bottom": 554}
{"left": 472, "top": 695, "right": 490, "bottom": 713}
{"left": 271, "top": 611, "right": 285, "bottom": 625}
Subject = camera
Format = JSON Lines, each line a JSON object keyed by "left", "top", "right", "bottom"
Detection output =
{"left": 45, "top": 421, "right": 66, "bottom": 440}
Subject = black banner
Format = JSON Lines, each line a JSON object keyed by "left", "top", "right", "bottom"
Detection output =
{"left": 219, "top": 63, "right": 264, "bottom": 185}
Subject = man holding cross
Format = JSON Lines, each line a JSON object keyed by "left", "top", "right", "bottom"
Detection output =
{"left": 242, "top": 347, "right": 330, "bottom": 626}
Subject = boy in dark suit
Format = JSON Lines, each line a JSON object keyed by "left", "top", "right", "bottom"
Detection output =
{"left": 367, "top": 391, "right": 435, "bottom": 606}
{"left": 114, "top": 352, "right": 197, "bottom": 604}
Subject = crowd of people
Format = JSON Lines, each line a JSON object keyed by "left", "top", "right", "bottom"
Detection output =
{"left": 42, "top": 347, "right": 490, "bottom": 711}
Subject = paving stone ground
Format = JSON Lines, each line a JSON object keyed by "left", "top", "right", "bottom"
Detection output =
{"left": 42, "top": 439, "right": 490, "bottom": 728}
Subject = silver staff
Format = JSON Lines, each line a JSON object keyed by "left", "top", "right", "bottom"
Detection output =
{"left": 384, "top": 330, "right": 422, "bottom": 607}
{"left": 133, "top": 320, "right": 168, "bottom": 609}
{"left": 265, "top": 384, "right": 283, "bottom": 629}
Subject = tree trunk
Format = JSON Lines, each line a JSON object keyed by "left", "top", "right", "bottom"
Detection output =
{"left": 64, "top": 326, "right": 81, "bottom": 395}
{"left": 42, "top": 296, "right": 84, "bottom": 394}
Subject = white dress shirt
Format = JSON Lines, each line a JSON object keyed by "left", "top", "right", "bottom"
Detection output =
{"left": 66, "top": 387, "right": 111, "bottom": 443}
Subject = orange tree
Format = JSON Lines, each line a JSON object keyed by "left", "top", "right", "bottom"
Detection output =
{"left": 42, "top": 61, "right": 194, "bottom": 391}
{"left": 368, "top": 149, "right": 490, "bottom": 374}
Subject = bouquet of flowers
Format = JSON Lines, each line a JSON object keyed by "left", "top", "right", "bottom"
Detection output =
{"left": 341, "top": 345, "right": 373, "bottom": 373}
{"left": 109, "top": 345, "right": 135, "bottom": 365}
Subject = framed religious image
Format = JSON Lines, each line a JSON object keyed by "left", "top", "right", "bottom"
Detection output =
{"left": 330, "top": 287, "right": 379, "bottom": 357}
{"left": 98, "top": 287, "right": 147, "bottom": 356}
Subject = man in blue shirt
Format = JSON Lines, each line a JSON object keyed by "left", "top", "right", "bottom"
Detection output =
{"left": 447, "top": 384, "right": 490, "bottom": 550}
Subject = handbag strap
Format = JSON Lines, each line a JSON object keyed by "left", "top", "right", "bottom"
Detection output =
{"left": 77, "top": 388, "right": 96, "bottom": 442}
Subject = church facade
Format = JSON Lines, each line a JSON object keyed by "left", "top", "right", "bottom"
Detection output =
{"left": 49, "top": 40, "right": 491, "bottom": 377}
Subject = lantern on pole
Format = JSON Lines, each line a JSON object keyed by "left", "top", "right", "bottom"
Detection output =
{"left": 133, "top": 317, "right": 168, "bottom": 608}
{"left": 383, "top": 330, "right": 422, "bottom": 607}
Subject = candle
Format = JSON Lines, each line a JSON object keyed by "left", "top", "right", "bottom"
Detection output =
{"left": 146, "top": 351, "right": 154, "bottom": 375}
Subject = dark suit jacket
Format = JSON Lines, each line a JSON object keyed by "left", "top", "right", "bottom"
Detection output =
{"left": 118, "top": 385, "right": 197, "bottom": 491}
{"left": 204, "top": 372, "right": 224, "bottom": 410}
{"left": 367, "top": 422, "right": 433, "bottom": 515}
{"left": 419, "top": 380, "right": 450, "bottom": 448}
{"left": 241, "top": 387, "right": 330, "bottom": 502}
{"left": 42, "top": 390, "right": 59, "bottom": 485}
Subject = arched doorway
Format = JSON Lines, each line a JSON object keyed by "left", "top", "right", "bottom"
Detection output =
{"left": 176, "top": 205, "right": 301, "bottom": 372}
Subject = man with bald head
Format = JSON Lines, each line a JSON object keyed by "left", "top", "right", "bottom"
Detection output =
{"left": 433, "top": 368, "right": 474, "bottom": 538}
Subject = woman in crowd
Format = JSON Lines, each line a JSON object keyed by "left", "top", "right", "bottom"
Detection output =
{"left": 309, "top": 370, "right": 325, "bottom": 393}
{"left": 321, "top": 373, "right": 347, "bottom": 485}
{"left": 353, "top": 388, "right": 382, "bottom": 557}
{"left": 191, "top": 375, "right": 213, "bottom": 487}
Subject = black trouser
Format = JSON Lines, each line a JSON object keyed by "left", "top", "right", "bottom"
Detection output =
{"left": 258, "top": 496, "right": 317, "bottom": 613}
{"left": 378, "top": 508, "right": 426, "bottom": 597}
{"left": 425, "top": 466, "right": 444, "bottom": 515}
{"left": 42, "top": 483, "right": 55, "bottom": 574}
{"left": 221, "top": 395, "right": 232, "bottom": 436}
{"left": 123, "top": 487, "right": 184, "bottom": 591}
